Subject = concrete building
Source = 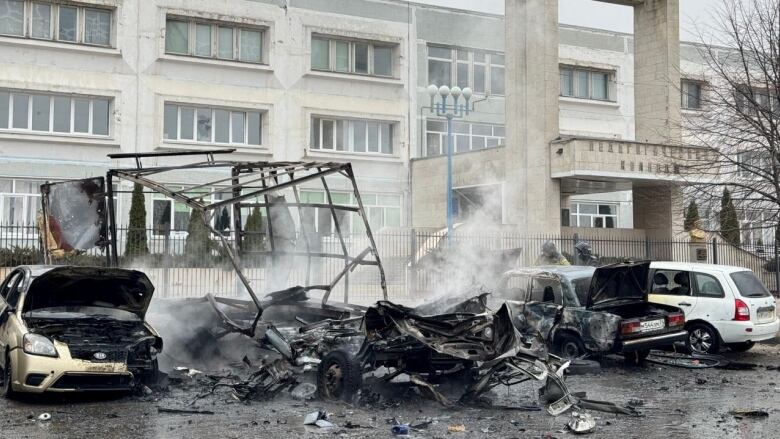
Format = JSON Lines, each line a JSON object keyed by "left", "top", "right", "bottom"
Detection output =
{"left": 0, "top": 0, "right": 710, "bottom": 241}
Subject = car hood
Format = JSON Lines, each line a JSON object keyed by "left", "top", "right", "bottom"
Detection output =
{"left": 22, "top": 266, "right": 155, "bottom": 318}
{"left": 586, "top": 261, "right": 650, "bottom": 308}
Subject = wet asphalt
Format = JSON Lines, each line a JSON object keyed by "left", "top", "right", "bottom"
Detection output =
{"left": 2, "top": 341, "right": 780, "bottom": 439}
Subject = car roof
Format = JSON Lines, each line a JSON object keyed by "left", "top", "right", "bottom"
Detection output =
{"left": 650, "top": 261, "right": 752, "bottom": 273}
{"left": 14, "top": 265, "right": 145, "bottom": 278}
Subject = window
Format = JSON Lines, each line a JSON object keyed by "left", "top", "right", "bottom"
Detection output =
{"left": 165, "top": 17, "right": 265, "bottom": 64}
{"left": 736, "top": 151, "right": 767, "bottom": 179}
{"left": 0, "top": 89, "right": 110, "bottom": 136}
{"left": 300, "top": 190, "right": 401, "bottom": 234}
{"left": 0, "top": 1, "right": 112, "bottom": 46}
{"left": 651, "top": 270, "right": 690, "bottom": 296}
{"left": 692, "top": 272, "right": 724, "bottom": 298}
{"left": 163, "top": 103, "right": 262, "bottom": 146}
{"left": 570, "top": 203, "right": 618, "bottom": 228}
{"left": 0, "top": 178, "right": 45, "bottom": 226}
{"left": 559, "top": 66, "right": 616, "bottom": 102}
{"left": 681, "top": 80, "right": 702, "bottom": 110}
{"left": 428, "top": 46, "right": 505, "bottom": 95}
{"left": 311, "top": 36, "right": 396, "bottom": 77}
{"left": 730, "top": 271, "right": 772, "bottom": 298}
{"left": 425, "top": 119, "right": 504, "bottom": 156}
{"left": 311, "top": 116, "right": 394, "bottom": 155}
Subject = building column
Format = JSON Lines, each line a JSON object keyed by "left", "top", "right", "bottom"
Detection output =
{"left": 632, "top": 0, "right": 684, "bottom": 239}
{"left": 504, "top": 0, "right": 561, "bottom": 234}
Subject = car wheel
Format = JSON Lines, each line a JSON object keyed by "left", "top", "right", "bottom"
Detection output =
{"left": 686, "top": 323, "right": 720, "bottom": 354}
{"left": 726, "top": 341, "right": 755, "bottom": 352}
{"left": 316, "top": 349, "right": 362, "bottom": 401}
{"left": 2, "top": 352, "right": 17, "bottom": 399}
{"left": 623, "top": 349, "right": 650, "bottom": 366}
{"left": 553, "top": 333, "right": 585, "bottom": 360}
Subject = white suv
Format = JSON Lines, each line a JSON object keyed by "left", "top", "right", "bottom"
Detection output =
{"left": 648, "top": 262, "right": 779, "bottom": 354}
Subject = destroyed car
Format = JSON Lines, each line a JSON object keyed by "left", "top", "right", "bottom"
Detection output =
{"left": 316, "top": 296, "right": 579, "bottom": 413}
{"left": 0, "top": 266, "right": 162, "bottom": 397}
{"left": 494, "top": 261, "right": 687, "bottom": 364}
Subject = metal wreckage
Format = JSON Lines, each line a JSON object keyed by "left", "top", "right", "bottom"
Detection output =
{"left": 38, "top": 149, "right": 635, "bottom": 416}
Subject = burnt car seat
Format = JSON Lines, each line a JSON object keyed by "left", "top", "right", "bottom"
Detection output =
{"left": 652, "top": 272, "right": 671, "bottom": 294}
{"left": 670, "top": 272, "right": 690, "bottom": 296}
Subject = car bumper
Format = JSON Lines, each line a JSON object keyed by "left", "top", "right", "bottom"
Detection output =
{"left": 617, "top": 330, "right": 688, "bottom": 353}
{"left": 718, "top": 318, "right": 780, "bottom": 344}
{"left": 10, "top": 349, "right": 133, "bottom": 394}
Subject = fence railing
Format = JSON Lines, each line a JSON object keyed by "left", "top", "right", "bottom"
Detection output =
{"left": 0, "top": 225, "right": 777, "bottom": 300}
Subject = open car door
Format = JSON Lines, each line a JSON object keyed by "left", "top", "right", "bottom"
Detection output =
{"left": 39, "top": 177, "right": 107, "bottom": 257}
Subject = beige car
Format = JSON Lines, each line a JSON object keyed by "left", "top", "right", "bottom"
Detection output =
{"left": 0, "top": 265, "right": 162, "bottom": 397}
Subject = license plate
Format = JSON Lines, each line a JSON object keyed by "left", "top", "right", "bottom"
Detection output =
{"left": 758, "top": 308, "right": 775, "bottom": 321}
{"left": 640, "top": 319, "right": 665, "bottom": 332}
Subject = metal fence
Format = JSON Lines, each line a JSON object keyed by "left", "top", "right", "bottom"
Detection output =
{"left": 0, "top": 224, "right": 777, "bottom": 302}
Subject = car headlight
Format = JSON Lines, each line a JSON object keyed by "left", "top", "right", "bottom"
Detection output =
{"left": 23, "top": 334, "right": 58, "bottom": 357}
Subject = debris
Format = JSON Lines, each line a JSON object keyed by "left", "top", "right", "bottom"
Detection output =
{"left": 696, "top": 377, "right": 707, "bottom": 385}
{"left": 37, "top": 413, "right": 51, "bottom": 422}
{"left": 304, "top": 411, "right": 329, "bottom": 425}
{"left": 142, "top": 385, "right": 153, "bottom": 395}
{"left": 314, "top": 419, "right": 336, "bottom": 428}
{"left": 290, "top": 382, "right": 317, "bottom": 400}
{"left": 344, "top": 421, "right": 372, "bottom": 429}
{"left": 627, "top": 398, "right": 644, "bottom": 407}
{"left": 157, "top": 407, "right": 215, "bottom": 415}
{"left": 391, "top": 424, "right": 410, "bottom": 435}
{"left": 567, "top": 412, "right": 596, "bottom": 434}
{"left": 448, "top": 424, "right": 466, "bottom": 433}
{"left": 730, "top": 409, "right": 769, "bottom": 418}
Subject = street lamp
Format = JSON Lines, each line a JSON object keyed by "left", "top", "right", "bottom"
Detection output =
{"left": 428, "top": 84, "right": 474, "bottom": 243}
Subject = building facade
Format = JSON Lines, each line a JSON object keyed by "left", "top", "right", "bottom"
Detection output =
{"left": 0, "top": 0, "right": 712, "bottom": 240}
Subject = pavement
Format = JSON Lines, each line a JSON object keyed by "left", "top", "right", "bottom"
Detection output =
{"left": 2, "top": 340, "right": 780, "bottom": 439}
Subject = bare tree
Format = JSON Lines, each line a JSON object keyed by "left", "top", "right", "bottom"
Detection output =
{"left": 680, "top": 0, "right": 780, "bottom": 246}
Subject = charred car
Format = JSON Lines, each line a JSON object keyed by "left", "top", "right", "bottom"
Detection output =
{"left": 494, "top": 261, "right": 687, "bottom": 364}
{"left": 316, "top": 296, "right": 583, "bottom": 414}
{"left": 0, "top": 266, "right": 162, "bottom": 397}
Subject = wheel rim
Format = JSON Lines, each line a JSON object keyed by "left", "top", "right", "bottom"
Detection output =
{"left": 689, "top": 328, "right": 712, "bottom": 353}
{"left": 561, "top": 341, "right": 580, "bottom": 359}
{"left": 323, "top": 363, "right": 343, "bottom": 398}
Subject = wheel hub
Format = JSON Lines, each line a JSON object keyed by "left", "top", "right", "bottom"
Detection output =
{"left": 690, "top": 328, "right": 712, "bottom": 353}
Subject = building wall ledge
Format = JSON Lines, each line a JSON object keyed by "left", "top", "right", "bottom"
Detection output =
{"left": 0, "top": 131, "right": 120, "bottom": 148}
{"left": 0, "top": 35, "right": 122, "bottom": 57}
{"left": 304, "top": 71, "right": 404, "bottom": 87}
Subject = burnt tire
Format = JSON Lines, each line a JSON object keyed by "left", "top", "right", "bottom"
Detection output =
{"left": 623, "top": 349, "right": 650, "bottom": 366}
{"left": 553, "top": 333, "right": 585, "bottom": 360}
{"left": 686, "top": 323, "right": 720, "bottom": 354}
{"left": 317, "top": 349, "right": 362, "bottom": 401}
{"left": 2, "top": 351, "right": 17, "bottom": 399}
{"left": 726, "top": 341, "right": 755, "bottom": 352}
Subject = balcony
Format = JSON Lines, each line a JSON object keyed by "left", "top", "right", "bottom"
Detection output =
{"left": 550, "top": 137, "right": 712, "bottom": 184}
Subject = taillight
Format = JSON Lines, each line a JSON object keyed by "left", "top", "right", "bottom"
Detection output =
{"left": 620, "top": 319, "right": 641, "bottom": 335}
{"left": 667, "top": 312, "right": 685, "bottom": 327}
{"left": 734, "top": 299, "right": 750, "bottom": 321}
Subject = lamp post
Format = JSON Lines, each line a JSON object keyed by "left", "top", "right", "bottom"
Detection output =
{"left": 428, "top": 84, "right": 473, "bottom": 244}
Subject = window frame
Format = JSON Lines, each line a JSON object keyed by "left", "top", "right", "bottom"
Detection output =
{"left": 0, "top": 89, "right": 111, "bottom": 137}
{"left": 164, "top": 16, "right": 267, "bottom": 65}
{"left": 299, "top": 189, "right": 402, "bottom": 234}
{"left": 310, "top": 34, "right": 397, "bottom": 78}
{"left": 570, "top": 202, "right": 618, "bottom": 229}
{"left": 424, "top": 118, "right": 505, "bottom": 157}
{"left": 559, "top": 65, "right": 616, "bottom": 102}
{"left": 0, "top": 1, "right": 114, "bottom": 47}
{"left": 162, "top": 102, "right": 264, "bottom": 147}
{"left": 681, "top": 79, "right": 703, "bottom": 110}
{"left": 427, "top": 45, "right": 505, "bottom": 96}
{"left": 310, "top": 115, "right": 396, "bottom": 156}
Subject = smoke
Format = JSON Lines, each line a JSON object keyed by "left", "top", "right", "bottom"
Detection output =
{"left": 411, "top": 184, "right": 519, "bottom": 309}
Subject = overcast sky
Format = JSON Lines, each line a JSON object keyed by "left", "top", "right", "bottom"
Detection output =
{"left": 415, "top": 0, "right": 722, "bottom": 42}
